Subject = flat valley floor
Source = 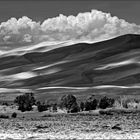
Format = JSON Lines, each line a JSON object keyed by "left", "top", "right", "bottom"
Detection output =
{"left": 0, "top": 111, "right": 140, "bottom": 139}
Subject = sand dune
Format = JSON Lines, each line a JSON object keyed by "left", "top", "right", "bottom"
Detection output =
{"left": 0, "top": 34, "right": 140, "bottom": 97}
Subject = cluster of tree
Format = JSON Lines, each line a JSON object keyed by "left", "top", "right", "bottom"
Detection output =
{"left": 36, "top": 101, "right": 57, "bottom": 112}
{"left": 99, "top": 96, "right": 115, "bottom": 109}
{"left": 83, "top": 95, "right": 98, "bottom": 111}
{"left": 80, "top": 95, "right": 115, "bottom": 111}
{"left": 59, "top": 94, "right": 79, "bottom": 113}
{"left": 36, "top": 101, "right": 49, "bottom": 112}
{"left": 59, "top": 94, "right": 114, "bottom": 112}
{"left": 14, "top": 92, "right": 115, "bottom": 113}
{"left": 14, "top": 93, "right": 36, "bottom": 112}
{"left": 14, "top": 92, "right": 58, "bottom": 112}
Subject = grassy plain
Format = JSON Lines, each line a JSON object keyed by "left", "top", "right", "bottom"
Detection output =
{"left": 0, "top": 107, "right": 140, "bottom": 139}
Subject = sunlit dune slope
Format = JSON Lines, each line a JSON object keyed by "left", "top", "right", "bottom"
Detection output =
{"left": 0, "top": 34, "right": 140, "bottom": 97}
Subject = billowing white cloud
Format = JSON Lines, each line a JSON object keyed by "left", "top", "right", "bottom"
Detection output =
{"left": 22, "top": 34, "right": 32, "bottom": 43}
{"left": 0, "top": 16, "right": 41, "bottom": 45}
{"left": 0, "top": 9, "right": 140, "bottom": 47}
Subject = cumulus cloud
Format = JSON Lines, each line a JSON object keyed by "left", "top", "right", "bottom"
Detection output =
{"left": 0, "top": 9, "right": 140, "bottom": 47}
{"left": 0, "top": 16, "right": 41, "bottom": 45}
{"left": 22, "top": 34, "right": 32, "bottom": 43}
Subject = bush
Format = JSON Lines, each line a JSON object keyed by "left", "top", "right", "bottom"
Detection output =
{"left": 99, "top": 96, "right": 115, "bottom": 109}
{"left": 11, "top": 112, "right": 17, "bottom": 118}
{"left": 52, "top": 103, "right": 57, "bottom": 112}
{"left": 14, "top": 93, "right": 36, "bottom": 112}
{"left": 2, "top": 102, "right": 9, "bottom": 106}
{"left": 37, "top": 101, "right": 49, "bottom": 112}
{"left": 59, "top": 94, "right": 79, "bottom": 113}
{"left": 70, "top": 102, "right": 80, "bottom": 113}
{"left": 0, "top": 114, "right": 9, "bottom": 119}
{"left": 85, "top": 95, "right": 98, "bottom": 111}
{"left": 80, "top": 102, "right": 85, "bottom": 111}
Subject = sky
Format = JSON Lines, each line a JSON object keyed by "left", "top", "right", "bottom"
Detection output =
{"left": 0, "top": 0, "right": 139, "bottom": 24}
{"left": 0, "top": 0, "right": 140, "bottom": 48}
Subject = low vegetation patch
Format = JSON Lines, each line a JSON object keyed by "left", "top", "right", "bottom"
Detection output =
{"left": 11, "top": 112, "right": 17, "bottom": 118}
{"left": 37, "top": 101, "right": 49, "bottom": 112}
{"left": 0, "top": 114, "right": 9, "bottom": 119}
{"left": 42, "top": 114, "right": 53, "bottom": 117}
{"left": 99, "top": 110, "right": 113, "bottom": 115}
{"left": 10, "top": 92, "right": 140, "bottom": 115}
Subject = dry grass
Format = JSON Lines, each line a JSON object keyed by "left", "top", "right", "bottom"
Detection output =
{"left": 0, "top": 110, "right": 140, "bottom": 139}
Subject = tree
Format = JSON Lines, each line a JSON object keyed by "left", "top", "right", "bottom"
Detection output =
{"left": 85, "top": 95, "right": 98, "bottom": 111}
{"left": 99, "top": 96, "right": 114, "bottom": 109}
{"left": 14, "top": 93, "right": 36, "bottom": 112}
{"left": 59, "top": 94, "right": 79, "bottom": 113}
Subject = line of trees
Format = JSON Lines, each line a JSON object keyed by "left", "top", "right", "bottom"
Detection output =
{"left": 80, "top": 95, "right": 114, "bottom": 111}
{"left": 14, "top": 92, "right": 115, "bottom": 113}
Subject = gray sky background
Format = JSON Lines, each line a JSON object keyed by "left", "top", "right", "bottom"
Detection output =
{"left": 0, "top": 0, "right": 139, "bottom": 24}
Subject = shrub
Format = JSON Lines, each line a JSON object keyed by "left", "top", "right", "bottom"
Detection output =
{"left": 37, "top": 101, "right": 49, "bottom": 112}
{"left": 80, "top": 102, "right": 85, "bottom": 111}
{"left": 2, "top": 102, "right": 9, "bottom": 106}
{"left": 14, "top": 93, "right": 36, "bottom": 112}
{"left": 11, "top": 112, "right": 17, "bottom": 118}
{"left": 70, "top": 102, "right": 80, "bottom": 113}
{"left": 52, "top": 103, "right": 57, "bottom": 112}
{"left": 59, "top": 94, "right": 79, "bottom": 113}
{"left": 99, "top": 96, "right": 115, "bottom": 109}
{"left": 0, "top": 114, "right": 9, "bottom": 119}
{"left": 85, "top": 95, "right": 98, "bottom": 111}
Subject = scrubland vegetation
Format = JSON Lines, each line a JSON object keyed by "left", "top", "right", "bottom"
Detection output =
{"left": 11, "top": 92, "right": 140, "bottom": 114}
{"left": 0, "top": 92, "right": 139, "bottom": 121}
{"left": 12, "top": 92, "right": 115, "bottom": 113}
{"left": 0, "top": 93, "right": 140, "bottom": 139}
